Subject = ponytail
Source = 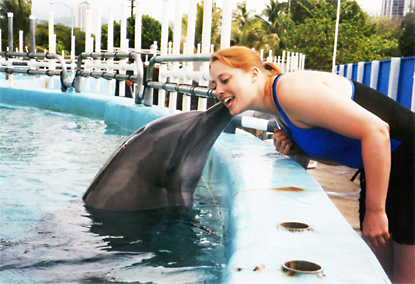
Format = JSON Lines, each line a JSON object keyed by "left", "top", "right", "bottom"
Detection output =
{"left": 263, "top": 62, "right": 281, "bottom": 97}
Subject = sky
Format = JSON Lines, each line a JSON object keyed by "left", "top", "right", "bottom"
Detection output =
{"left": 32, "top": 0, "right": 383, "bottom": 24}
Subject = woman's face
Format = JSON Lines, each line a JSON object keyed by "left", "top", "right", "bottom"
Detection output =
{"left": 210, "top": 60, "right": 256, "bottom": 116}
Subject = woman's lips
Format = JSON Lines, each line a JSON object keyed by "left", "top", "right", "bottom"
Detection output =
{"left": 224, "top": 96, "right": 234, "bottom": 106}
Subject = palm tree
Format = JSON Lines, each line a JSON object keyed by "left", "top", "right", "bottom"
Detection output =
{"left": 0, "top": 0, "right": 32, "bottom": 51}
{"left": 260, "top": 0, "right": 288, "bottom": 31}
{"left": 232, "top": 1, "right": 255, "bottom": 28}
{"left": 231, "top": 1, "right": 280, "bottom": 55}
{"left": 231, "top": 20, "right": 279, "bottom": 56}
{"left": 256, "top": 0, "right": 292, "bottom": 50}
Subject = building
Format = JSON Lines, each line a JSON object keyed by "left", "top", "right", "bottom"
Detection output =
{"left": 76, "top": 1, "right": 95, "bottom": 32}
{"left": 381, "top": 0, "right": 414, "bottom": 19}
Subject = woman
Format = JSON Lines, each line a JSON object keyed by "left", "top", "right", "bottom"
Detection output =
{"left": 210, "top": 46, "right": 414, "bottom": 283}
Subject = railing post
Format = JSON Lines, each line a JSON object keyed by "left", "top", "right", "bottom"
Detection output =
{"left": 157, "top": 0, "right": 170, "bottom": 107}
{"left": 107, "top": 5, "right": 114, "bottom": 96}
{"left": 198, "top": 0, "right": 212, "bottom": 111}
{"left": 221, "top": 0, "right": 233, "bottom": 50}
{"left": 181, "top": 0, "right": 198, "bottom": 111}
{"left": 29, "top": 16, "right": 36, "bottom": 85}
{"left": 19, "top": 30, "right": 23, "bottom": 53}
{"left": 30, "top": 15, "right": 35, "bottom": 53}
{"left": 168, "top": 0, "right": 183, "bottom": 111}
{"left": 8, "top": 13, "right": 13, "bottom": 52}
{"left": 94, "top": 7, "right": 101, "bottom": 93}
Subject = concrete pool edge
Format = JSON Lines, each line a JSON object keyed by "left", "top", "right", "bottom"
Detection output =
{"left": 0, "top": 86, "right": 390, "bottom": 283}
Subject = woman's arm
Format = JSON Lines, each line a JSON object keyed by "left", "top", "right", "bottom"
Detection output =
{"left": 276, "top": 73, "right": 391, "bottom": 249}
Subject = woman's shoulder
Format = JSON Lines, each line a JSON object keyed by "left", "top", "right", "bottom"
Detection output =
{"left": 279, "top": 70, "right": 342, "bottom": 82}
{"left": 277, "top": 70, "right": 352, "bottom": 98}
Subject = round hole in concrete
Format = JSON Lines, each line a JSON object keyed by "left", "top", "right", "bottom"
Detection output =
{"left": 279, "top": 222, "right": 310, "bottom": 232}
{"left": 282, "top": 260, "right": 323, "bottom": 275}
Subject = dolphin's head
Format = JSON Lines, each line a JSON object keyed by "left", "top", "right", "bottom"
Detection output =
{"left": 83, "top": 103, "right": 233, "bottom": 210}
{"left": 160, "top": 102, "right": 233, "bottom": 206}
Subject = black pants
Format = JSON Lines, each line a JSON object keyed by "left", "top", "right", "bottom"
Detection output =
{"left": 352, "top": 81, "right": 415, "bottom": 245}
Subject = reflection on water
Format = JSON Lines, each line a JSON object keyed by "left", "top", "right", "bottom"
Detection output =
{"left": 0, "top": 104, "right": 227, "bottom": 283}
{"left": 87, "top": 205, "right": 224, "bottom": 268}
{"left": 1, "top": 195, "right": 226, "bottom": 283}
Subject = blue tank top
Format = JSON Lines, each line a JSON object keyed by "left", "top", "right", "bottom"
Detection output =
{"left": 272, "top": 74, "right": 401, "bottom": 169}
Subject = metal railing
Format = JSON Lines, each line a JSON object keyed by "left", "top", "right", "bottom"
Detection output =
{"left": 0, "top": 51, "right": 73, "bottom": 91}
{"left": 72, "top": 52, "right": 144, "bottom": 98}
{"left": 140, "top": 53, "right": 214, "bottom": 107}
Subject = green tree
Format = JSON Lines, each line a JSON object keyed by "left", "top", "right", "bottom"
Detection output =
{"left": 0, "top": 0, "right": 32, "bottom": 50}
{"left": 101, "top": 15, "right": 171, "bottom": 51}
{"left": 290, "top": 0, "right": 314, "bottom": 23}
{"left": 35, "top": 21, "right": 85, "bottom": 55}
{"left": 399, "top": 10, "right": 415, "bottom": 56}
{"left": 140, "top": 14, "right": 172, "bottom": 50}
{"left": 232, "top": 0, "right": 255, "bottom": 28}
{"left": 101, "top": 20, "right": 120, "bottom": 50}
{"left": 288, "top": 0, "right": 397, "bottom": 71}
{"left": 231, "top": 1, "right": 280, "bottom": 55}
{"left": 370, "top": 16, "right": 401, "bottom": 57}
{"left": 256, "top": 0, "right": 292, "bottom": 51}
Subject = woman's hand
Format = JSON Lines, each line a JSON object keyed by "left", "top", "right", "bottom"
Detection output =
{"left": 362, "top": 209, "right": 390, "bottom": 251}
{"left": 273, "top": 128, "right": 302, "bottom": 155}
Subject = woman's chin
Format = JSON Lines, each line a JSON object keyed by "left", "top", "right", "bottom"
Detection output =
{"left": 229, "top": 107, "right": 243, "bottom": 116}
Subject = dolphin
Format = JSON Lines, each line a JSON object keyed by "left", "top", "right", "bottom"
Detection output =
{"left": 83, "top": 102, "right": 233, "bottom": 210}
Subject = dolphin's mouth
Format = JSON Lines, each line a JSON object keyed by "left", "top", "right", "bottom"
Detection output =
{"left": 189, "top": 103, "right": 233, "bottom": 150}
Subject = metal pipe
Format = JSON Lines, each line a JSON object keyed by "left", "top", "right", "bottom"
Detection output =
{"left": 145, "top": 53, "right": 211, "bottom": 82}
{"left": 0, "top": 51, "right": 72, "bottom": 91}
{"left": 146, "top": 81, "right": 216, "bottom": 100}
{"left": 30, "top": 15, "right": 35, "bottom": 52}
{"left": 0, "top": 66, "right": 61, "bottom": 76}
{"left": 8, "top": 13, "right": 13, "bottom": 52}
{"left": 76, "top": 70, "right": 137, "bottom": 81}
{"left": 143, "top": 53, "right": 212, "bottom": 106}
{"left": 73, "top": 52, "right": 144, "bottom": 98}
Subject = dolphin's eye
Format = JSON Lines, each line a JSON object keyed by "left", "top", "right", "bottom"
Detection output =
{"left": 166, "top": 166, "right": 176, "bottom": 176}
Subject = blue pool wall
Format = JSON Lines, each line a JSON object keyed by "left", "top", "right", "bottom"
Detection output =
{"left": 0, "top": 85, "right": 391, "bottom": 283}
{"left": 336, "top": 56, "right": 415, "bottom": 111}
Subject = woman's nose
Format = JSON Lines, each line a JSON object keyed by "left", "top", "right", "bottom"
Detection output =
{"left": 216, "top": 84, "right": 224, "bottom": 95}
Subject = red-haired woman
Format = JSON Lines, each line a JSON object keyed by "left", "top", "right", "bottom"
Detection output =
{"left": 210, "top": 46, "right": 414, "bottom": 283}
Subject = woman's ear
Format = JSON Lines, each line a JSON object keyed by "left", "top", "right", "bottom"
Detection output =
{"left": 251, "top": 67, "right": 260, "bottom": 82}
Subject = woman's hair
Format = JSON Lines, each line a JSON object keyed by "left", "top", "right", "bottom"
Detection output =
{"left": 210, "top": 46, "right": 282, "bottom": 97}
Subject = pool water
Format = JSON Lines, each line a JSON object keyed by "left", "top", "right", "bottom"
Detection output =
{"left": 0, "top": 104, "right": 227, "bottom": 283}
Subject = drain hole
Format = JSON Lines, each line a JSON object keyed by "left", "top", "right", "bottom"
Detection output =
{"left": 282, "top": 260, "right": 323, "bottom": 275}
{"left": 279, "top": 222, "right": 310, "bottom": 232}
